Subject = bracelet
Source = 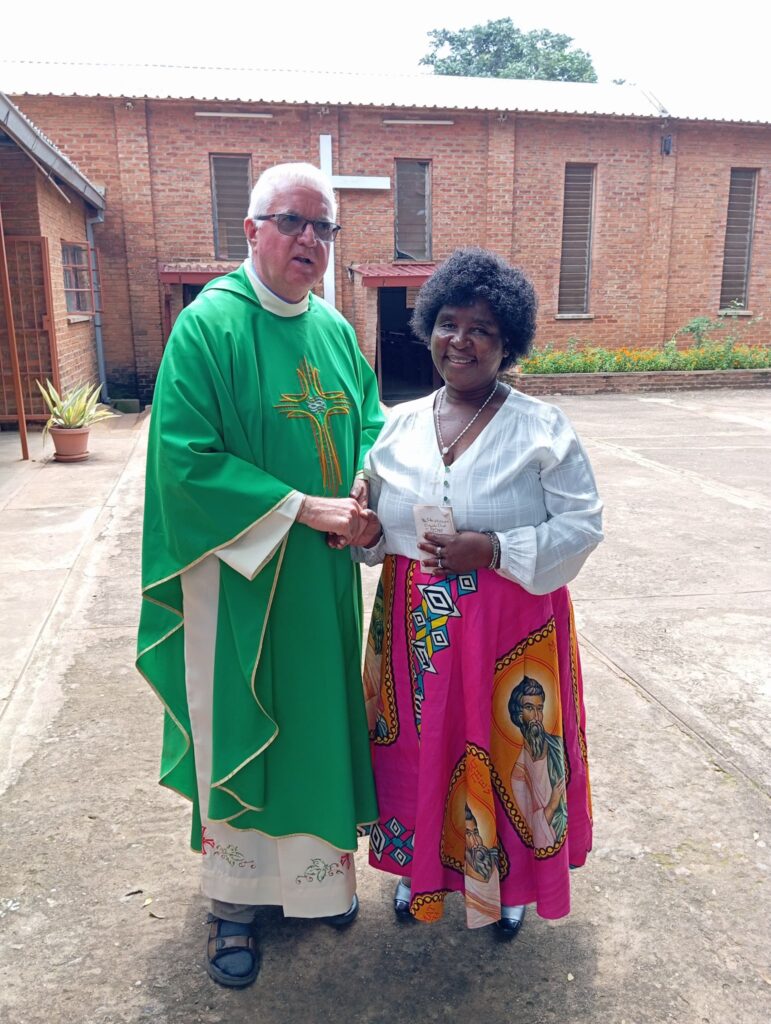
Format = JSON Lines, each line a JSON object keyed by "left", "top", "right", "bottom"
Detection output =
{"left": 481, "top": 530, "right": 500, "bottom": 570}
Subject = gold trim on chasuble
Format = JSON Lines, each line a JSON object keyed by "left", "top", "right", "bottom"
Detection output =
{"left": 274, "top": 357, "right": 351, "bottom": 493}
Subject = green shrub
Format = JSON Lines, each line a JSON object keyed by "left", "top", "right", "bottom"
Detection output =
{"left": 518, "top": 315, "right": 769, "bottom": 374}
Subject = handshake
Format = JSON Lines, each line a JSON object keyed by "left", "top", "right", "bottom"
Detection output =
{"left": 297, "top": 487, "right": 382, "bottom": 551}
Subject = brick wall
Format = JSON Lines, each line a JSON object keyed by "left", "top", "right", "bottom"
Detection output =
{"left": 113, "top": 99, "right": 163, "bottom": 404}
{"left": 11, "top": 94, "right": 770, "bottom": 402}
{"left": 351, "top": 275, "right": 379, "bottom": 368}
{"left": 35, "top": 176, "right": 99, "bottom": 392}
{"left": 503, "top": 367, "right": 771, "bottom": 395}
{"left": 9, "top": 97, "right": 136, "bottom": 396}
{"left": 6, "top": 97, "right": 138, "bottom": 396}
{"left": 512, "top": 115, "right": 661, "bottom": 348}
{"left": 0, "top": 149, "right": 39, "bottom": 233}
{"left": 664, "top": 123, "right": 771, "bottom": 340}
{"left": 1, "top": 148, "right": 100, "bottom": 413}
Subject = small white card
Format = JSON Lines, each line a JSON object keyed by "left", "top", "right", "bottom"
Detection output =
{"left": 413, "top": 505, "right": 456, "bottom": 570}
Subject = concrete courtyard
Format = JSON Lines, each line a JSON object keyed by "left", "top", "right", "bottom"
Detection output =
{"left": 1, "top": 388, "right": 770, "bottom": 1024}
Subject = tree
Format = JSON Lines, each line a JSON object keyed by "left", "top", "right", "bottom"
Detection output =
{"left": 420, "top": 18, "right": 597, "bottom": 83}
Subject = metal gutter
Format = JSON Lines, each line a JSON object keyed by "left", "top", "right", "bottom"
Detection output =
{"left": 86, "top": 210, "right": 108, "bottom": 401}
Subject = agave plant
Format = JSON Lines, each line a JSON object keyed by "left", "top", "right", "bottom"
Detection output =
{"left": 36, "top": 379, "right": 116, "bottom": 437}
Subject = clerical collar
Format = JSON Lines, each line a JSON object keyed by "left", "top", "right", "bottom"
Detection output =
{"left": 243, "top": 258, "right": 309, "bottom": 317}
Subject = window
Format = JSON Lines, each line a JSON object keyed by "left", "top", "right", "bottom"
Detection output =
{"left": 558, "top": 164, "right": 595, "bottom": 315}
{"left": 395, "top": 160, "right": 431, "bottom": 260}
{"left": 211, "top": 155, "right": 252, "bottom": 260}
{"left": 61, "top": 242, "right": 94, "bottom": 314}
{"left": 719, "top": 168, "right": 758, "bottom": 310}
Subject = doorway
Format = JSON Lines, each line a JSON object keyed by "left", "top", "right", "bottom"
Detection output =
{"left": 377, "top": 287, "right": 438, "bottom": 403}
{"left": 0, "top": 236, "right": 58, "bottom": 421}
{"left": 183, "top": 284, "right": 204, "bottom": 307}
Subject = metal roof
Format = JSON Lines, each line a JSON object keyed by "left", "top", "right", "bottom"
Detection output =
{"left": 2, "top": 60, "right": 769, "bottom": 126}
{"left": 0, "top": 90, "right": 105, "bottom": 209}
{"left": 1, "top": 60, "right": 669, "bottom": 118}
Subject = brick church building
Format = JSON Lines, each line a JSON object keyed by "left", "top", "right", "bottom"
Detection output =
{"left": 1, "top": 62, "right": 768, "bottom": 410}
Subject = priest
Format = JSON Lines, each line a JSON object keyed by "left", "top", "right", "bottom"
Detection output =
{"left": 137, "top": 162, "right": 383, "bottom": 987}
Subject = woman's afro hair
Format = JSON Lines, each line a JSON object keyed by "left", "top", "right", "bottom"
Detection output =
{"left": 410, "top": 247, "right": 538, "bottom": 370}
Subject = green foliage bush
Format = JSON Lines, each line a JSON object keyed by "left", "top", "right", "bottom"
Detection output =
{"left": 518, "top": 314, "right": 769, "bottom": 374}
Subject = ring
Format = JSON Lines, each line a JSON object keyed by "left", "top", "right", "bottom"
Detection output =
{"left": 438, "top": 558, "right": 444, "bottom": 570}
{"left": 436, "top": 545, "right": 444, "bottom": 556}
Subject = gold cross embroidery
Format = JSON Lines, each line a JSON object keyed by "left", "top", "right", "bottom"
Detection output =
{"left": 274, "top": 358, "right": 351, "bottom": 493}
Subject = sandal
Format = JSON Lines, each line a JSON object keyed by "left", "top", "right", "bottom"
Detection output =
{"left": 205, "top": 914, "right": 260, "bottom": 988}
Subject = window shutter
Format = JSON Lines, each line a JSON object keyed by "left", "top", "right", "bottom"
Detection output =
{"left": 211, "top": 155, "right": 252, "bottom": 260}
{"left": 558, "top": 164, "right": 595, "bottom": 315}
{"left": 719, "top": 168, "right": 758, "bottom": 310}
{"left": 395, "top": 160, "right": 431, "bottom": 260}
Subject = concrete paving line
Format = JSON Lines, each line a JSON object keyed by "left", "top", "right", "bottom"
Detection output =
{"left": 0, "top": 427, "right": 147, "bottom": 729}
{"left": 578, "top": 587, "right": 770, "bottom": 604}
{"left": 584, "top": 432, "right": 768, "bottom": 441}
{"left": 578, "top": 630, "right": 771, "bottom": 800}
{"left": 588, "top": 438, "right": 771, "bottom": 512}
{"left": 628, "top": 443, "right": 771, "bottom": 450}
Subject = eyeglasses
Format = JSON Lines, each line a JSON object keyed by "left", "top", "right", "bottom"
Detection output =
{"left": 254, "top": 213, "right": 341, "bottom": 242}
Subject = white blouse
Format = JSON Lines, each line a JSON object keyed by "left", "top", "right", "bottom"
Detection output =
{"left": 355, "top": 387, "right": 604, "bottom": 595}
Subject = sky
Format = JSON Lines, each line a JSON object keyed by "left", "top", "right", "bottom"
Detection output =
{"left": 3, "top": 0, "right": 770, "bottom": 120}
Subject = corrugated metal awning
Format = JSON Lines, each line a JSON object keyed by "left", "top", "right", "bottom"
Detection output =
{"left": 353, "top": 262, "right": 435, "bottom": 288}
{"left": 159, "top": 260, "right": 238, "bottom": 283}
{"left": 0, "top": 91, "right": 105, "bottom": 210}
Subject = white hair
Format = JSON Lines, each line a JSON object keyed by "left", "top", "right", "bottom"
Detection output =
{"left": 247, "top": 162, "right": 337, "bottom": 223}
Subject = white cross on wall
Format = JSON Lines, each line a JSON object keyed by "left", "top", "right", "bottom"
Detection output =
{"left": 318, "top": 134, "right": 390, "bottom": 306}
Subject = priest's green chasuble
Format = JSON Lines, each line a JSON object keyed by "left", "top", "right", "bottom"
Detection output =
{"left": 137, "top": 266, "right": 384, "bottom": 864}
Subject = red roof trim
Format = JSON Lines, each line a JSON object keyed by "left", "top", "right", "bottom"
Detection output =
{"left": 159, "top": 261, "right": 238, "bottom": 284}
{"left": 353, "top": 262, "right": 435, "bottom": 288}
{"left": 159, "top": 270, "right": 221, "bottom": 284}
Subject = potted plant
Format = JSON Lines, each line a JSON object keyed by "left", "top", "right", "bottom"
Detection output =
{"left": 36, "top": 379, "right": 116, "bottom": 462}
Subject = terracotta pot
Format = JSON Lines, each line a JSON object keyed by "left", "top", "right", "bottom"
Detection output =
{"left": 49, "top": 426, "right": 91, "bottom": 462}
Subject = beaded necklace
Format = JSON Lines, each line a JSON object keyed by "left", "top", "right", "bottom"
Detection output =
{"left": 434, "top": 380, "right": 499, "bottom": 457}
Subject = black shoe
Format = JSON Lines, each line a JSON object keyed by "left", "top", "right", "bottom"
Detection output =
{"left": 494, "top": 905, "right": 526, "bottom": 940}
{"left": 323, "top": 893, "right": 359, "bottom": 928}
{"left": 393, "top": 878, "right": 412, "bottom": 921}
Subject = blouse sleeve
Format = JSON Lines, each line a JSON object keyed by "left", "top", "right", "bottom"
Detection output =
{"left": 495, "top": 408, "right": 604, "bottom": 594}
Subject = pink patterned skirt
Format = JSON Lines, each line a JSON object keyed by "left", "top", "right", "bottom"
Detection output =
{"left": 363, "top": 555, "right": 593, "bottom": 928}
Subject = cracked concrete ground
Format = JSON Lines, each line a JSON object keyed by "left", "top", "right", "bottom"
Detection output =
{"left": 0, "top": 388, "right": 769, "bottom": 1024}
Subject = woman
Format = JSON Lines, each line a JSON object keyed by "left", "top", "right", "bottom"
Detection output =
{"left": 354, "top": 248, "right": 603, "bottom": 936}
